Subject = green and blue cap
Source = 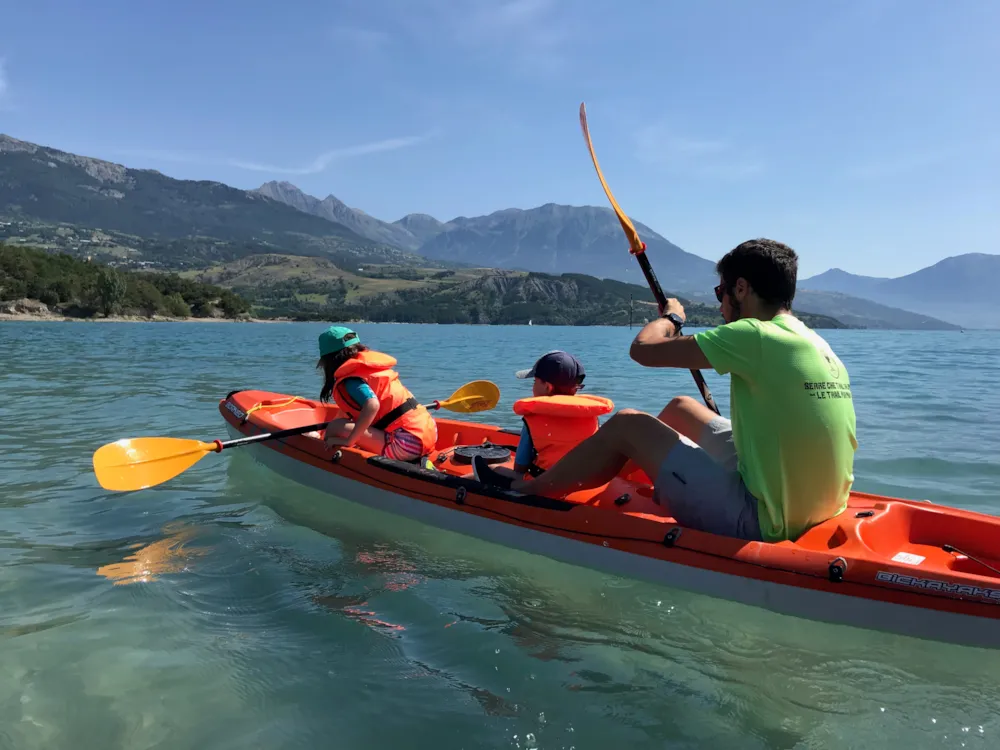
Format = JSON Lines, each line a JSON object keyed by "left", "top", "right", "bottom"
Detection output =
{"left": 318, "top": 325, "right": 361, "bottom": 356}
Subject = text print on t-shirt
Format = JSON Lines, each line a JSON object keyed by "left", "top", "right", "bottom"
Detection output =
{"left": 804, "top": 381, "right": 853, "bottom": 400}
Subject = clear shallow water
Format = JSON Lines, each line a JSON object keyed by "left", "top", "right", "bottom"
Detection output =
{"left": 1, "top": 320, "right": 999, "bottom": 749}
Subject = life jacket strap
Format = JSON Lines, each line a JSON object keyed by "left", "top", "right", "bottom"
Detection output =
{"left": 373, "top": 397, "right": 419, "bottom": 432}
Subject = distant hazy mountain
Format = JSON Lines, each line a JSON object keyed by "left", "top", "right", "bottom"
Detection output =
{"left": 393, "top": 213, "right": 450, "bottom": 246}
{"left": 792, "top": 290, "right": 959, "bottom": 330}
{"left": 686, "top": 288, "right": 959, "bottom": 330}
{"left": 415, "top": 203, "right": 720, "bottom": 292}
{"left": 801, "top": 254, "right": 999, "bottom": 329}
{"left": 254, "top": 181, "right": 423, "bottom": 251}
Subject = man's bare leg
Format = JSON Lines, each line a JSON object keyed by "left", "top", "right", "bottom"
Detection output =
{"left": 620, "top": 395, "right": 722, "bottom": 480}
{"left": 509, "top": 409, "right": 682, "bottom": 497}
{"left": 657, "top": 395, "right": 722, "bottom": 443}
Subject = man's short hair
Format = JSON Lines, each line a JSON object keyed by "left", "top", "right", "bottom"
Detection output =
{"left": 716, "top": 238, "right": 798, "bottom": 308}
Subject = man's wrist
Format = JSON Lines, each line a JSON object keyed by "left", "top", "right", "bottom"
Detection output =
{"left": 661, "top": 312, "right": 684, "bottom": 336}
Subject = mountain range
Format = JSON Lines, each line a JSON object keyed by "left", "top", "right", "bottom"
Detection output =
{"left": 799, "top": 255, "right": 999, "bottom": 329}
{"left": 0, "top": 134, "right": 421, "bottom": 269}
{"left": 1, "top": 132, "right": 992, "bottom": 329}
{"left": 254, "top": 181, "right": 717, "bottom": 291}
{"left": 253, "top": 182, "right": 991, "bottom": 329}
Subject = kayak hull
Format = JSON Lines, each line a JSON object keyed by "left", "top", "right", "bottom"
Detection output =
{"left": 220, "top": 390, "right": 1000, "bottom": 650}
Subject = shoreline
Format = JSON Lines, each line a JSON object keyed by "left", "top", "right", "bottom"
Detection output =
{"left": 0, "top": 309, "right": 985, "bottom": 330}
{"left": 0, "top": 311, "right": 291, "bottom": 324}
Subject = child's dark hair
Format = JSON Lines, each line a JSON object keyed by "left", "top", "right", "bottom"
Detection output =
{"left": 549, "top": 382, "right": 581, "bottom": 397}
{"left": 317, "top": 343, "right": 369, "bottom": 402}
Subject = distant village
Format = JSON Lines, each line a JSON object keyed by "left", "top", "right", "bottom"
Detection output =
{"left": 0, "top": 219, "right": 163, "bottom": 270}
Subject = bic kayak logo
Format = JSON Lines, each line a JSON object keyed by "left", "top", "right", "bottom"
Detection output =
{"left": 877, "top": 571, "right": 1000, "bottom": 603}
{"left": 224, "top": 401, "right": 246, "bottom": 420}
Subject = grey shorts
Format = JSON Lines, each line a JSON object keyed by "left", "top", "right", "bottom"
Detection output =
{"left": 653, "top": 417, "right": 763, "bottom": 541}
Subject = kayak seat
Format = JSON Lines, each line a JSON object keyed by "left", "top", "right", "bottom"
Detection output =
{"left": 857, "top": 501, "right": 1000, "bottom": 578}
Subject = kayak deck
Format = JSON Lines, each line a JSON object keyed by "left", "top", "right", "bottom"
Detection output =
{"left": 220, "top": 389, "right": 1000, "bottom": 648}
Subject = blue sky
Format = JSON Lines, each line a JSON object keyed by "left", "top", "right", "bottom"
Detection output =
{"left": 2, "top": 0, "right": 997, "bottom": 278}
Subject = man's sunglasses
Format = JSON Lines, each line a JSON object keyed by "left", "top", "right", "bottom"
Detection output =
{"left": 714, "top": 283, "right": 725, "bottom": 302}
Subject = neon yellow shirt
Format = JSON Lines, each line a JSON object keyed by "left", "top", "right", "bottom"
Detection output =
{"left": 693, "top": 314, "right": 857, "bottom": 542}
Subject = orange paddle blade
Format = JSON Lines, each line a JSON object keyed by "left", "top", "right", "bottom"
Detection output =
{"left": 435, "top": 380, "right": 500, "bottom": 413}
{"left": 93, "top": 437, "right": 218, "bottom": 492}
{"left": 579, "top": 102, "right": 645, "bottom": 254}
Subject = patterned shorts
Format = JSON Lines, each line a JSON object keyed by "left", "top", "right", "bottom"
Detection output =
{"left": 383, "top": 428, "right": 425, "bottom": 462}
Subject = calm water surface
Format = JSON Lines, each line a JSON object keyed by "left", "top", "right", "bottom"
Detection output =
{"left": 1, "top": 321, "right": 999, "bottom": 749}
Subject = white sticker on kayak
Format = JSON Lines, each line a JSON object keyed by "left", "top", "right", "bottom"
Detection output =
{"left": 892, "top": 552, "right": 926, "bottom": 565}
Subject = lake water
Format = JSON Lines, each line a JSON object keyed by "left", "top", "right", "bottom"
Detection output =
{"left": 2, "top": 321, "right": 999, "bottom": 749}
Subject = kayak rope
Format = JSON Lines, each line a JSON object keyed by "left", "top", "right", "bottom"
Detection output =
{"left": 943, "top": 545, "right": 1000, "bottom": 577}
{"left": 243, "top": 396, "right": 309, "bottom": 421}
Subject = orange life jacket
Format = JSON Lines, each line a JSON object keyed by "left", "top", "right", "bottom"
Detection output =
{"left": 512, "top": 394, "right": 615, "bottom": 473}
{"left": 333, "top": 350, "right": 437, "bottom": 455}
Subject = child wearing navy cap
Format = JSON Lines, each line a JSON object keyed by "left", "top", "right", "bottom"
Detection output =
{"left": 475, "top": 351, "right": 613, "bottom": 487}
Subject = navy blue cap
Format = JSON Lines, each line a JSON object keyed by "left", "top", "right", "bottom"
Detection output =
{"left": 515, "top": 350, "right": 586, "bottom": 390}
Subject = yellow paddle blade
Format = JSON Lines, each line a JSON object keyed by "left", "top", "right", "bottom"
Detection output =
{"left": 93, "top": 437, "right": 218, "bottom": 492}
{"left": 436, "top": 380, "right": 500, "bottom": 413}
{"left": 579, "top": 102, "right": 645, "bottom": 255}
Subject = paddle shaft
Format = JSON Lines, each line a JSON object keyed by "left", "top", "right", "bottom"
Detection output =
{"left": 634, "top": 248, "right": 721, "bottom": 416}
{"left": 215, "top": 397, "right": 461, "bottom": 452}
{"left": 577, "top": 102, "right": 720, "bottom": 416}
{"left": 214, "top": 421, "right": 328, "bottom": 452}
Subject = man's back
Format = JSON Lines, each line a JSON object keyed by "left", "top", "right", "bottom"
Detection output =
{"left": 695, "top": 314, "right": 857, "bottom": 541}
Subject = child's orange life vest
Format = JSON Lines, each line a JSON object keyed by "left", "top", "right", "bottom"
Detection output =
{"left": 512, "top": 394, "right": 615, "bottom": 473}
{"left": 332, "top": 350, "right": 437, "bottom": 455}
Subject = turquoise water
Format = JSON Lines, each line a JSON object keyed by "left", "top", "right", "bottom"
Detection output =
{"left": 2, "top": 321, "right": 999, "bottom": 749}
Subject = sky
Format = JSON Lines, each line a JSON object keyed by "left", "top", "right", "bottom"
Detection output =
{"left": 2, "top": 0, "right": 998, "bottom": 278}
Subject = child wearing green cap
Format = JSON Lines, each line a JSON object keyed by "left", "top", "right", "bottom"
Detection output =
{"left": 313, "top": 325, "right": 438, "bottom": 461}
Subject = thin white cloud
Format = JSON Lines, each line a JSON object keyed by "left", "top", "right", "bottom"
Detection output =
{"left": 330, "top": 26, "right": 391, "bottom": 53}
{"left": 634, "top": 123, "right": 764, "bottom": 181}
{"left": 114, "top": 131, "right": 435, "bottom": 174}
{"left": 458, "top": 0, "right": 572, "bottom": 73}
{"left": 228, "top": 133, "right": 434, "bottom": 175}
{"left": 391, "top": 0, "right": 574, "bottom": 75}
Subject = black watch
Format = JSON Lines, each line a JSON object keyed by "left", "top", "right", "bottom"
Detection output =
{"left": 662, "top": 312, "right": 684, "bottom": 333}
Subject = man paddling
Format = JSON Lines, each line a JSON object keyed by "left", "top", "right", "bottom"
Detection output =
{"left": 475, "top": 238, "right": 858, "bottom": 543}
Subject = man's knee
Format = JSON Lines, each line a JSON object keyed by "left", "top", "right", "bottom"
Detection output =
{"left": 606, "top": 408, "right": 651, "bottom": 430}
{"left": 616, "top": 407, "right": 646, "bottom": 418}
{"left": 605, "top": 409, "right": 682, "bottom": 478}
{"left": 659, "top": 395, "right": 699, "bottom": 420}
{"left": 600, "top": 408, "right": 654, "bottom": 440}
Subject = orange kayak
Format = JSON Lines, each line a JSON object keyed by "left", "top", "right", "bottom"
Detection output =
{"left": 220, "top": 389, "right": 1000, "bottom": 650}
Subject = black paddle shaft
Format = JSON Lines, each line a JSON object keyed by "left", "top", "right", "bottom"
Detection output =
{"left": 635, "top": 250, "right": 722, "bottom": 416}
{"left": 218, "top": 421, "right": 329, "bottom": 451}
{"left": 216, "top": 395, "right": 449, "bottom": 452}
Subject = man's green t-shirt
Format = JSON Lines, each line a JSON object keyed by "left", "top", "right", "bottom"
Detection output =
{"left": 693, "top": 314, "right": 857, "bottom": 542}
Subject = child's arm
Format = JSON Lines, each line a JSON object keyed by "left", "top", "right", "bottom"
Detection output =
{"left": 341, "top": 396, "right": 380, "bottom": 447}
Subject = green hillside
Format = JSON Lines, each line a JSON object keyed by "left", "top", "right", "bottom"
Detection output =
{"left": 185, "top": 254, "right": 848, "bottom": 328}
{"left": 1, "top": 244, "right": 249, "bottom": 318}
